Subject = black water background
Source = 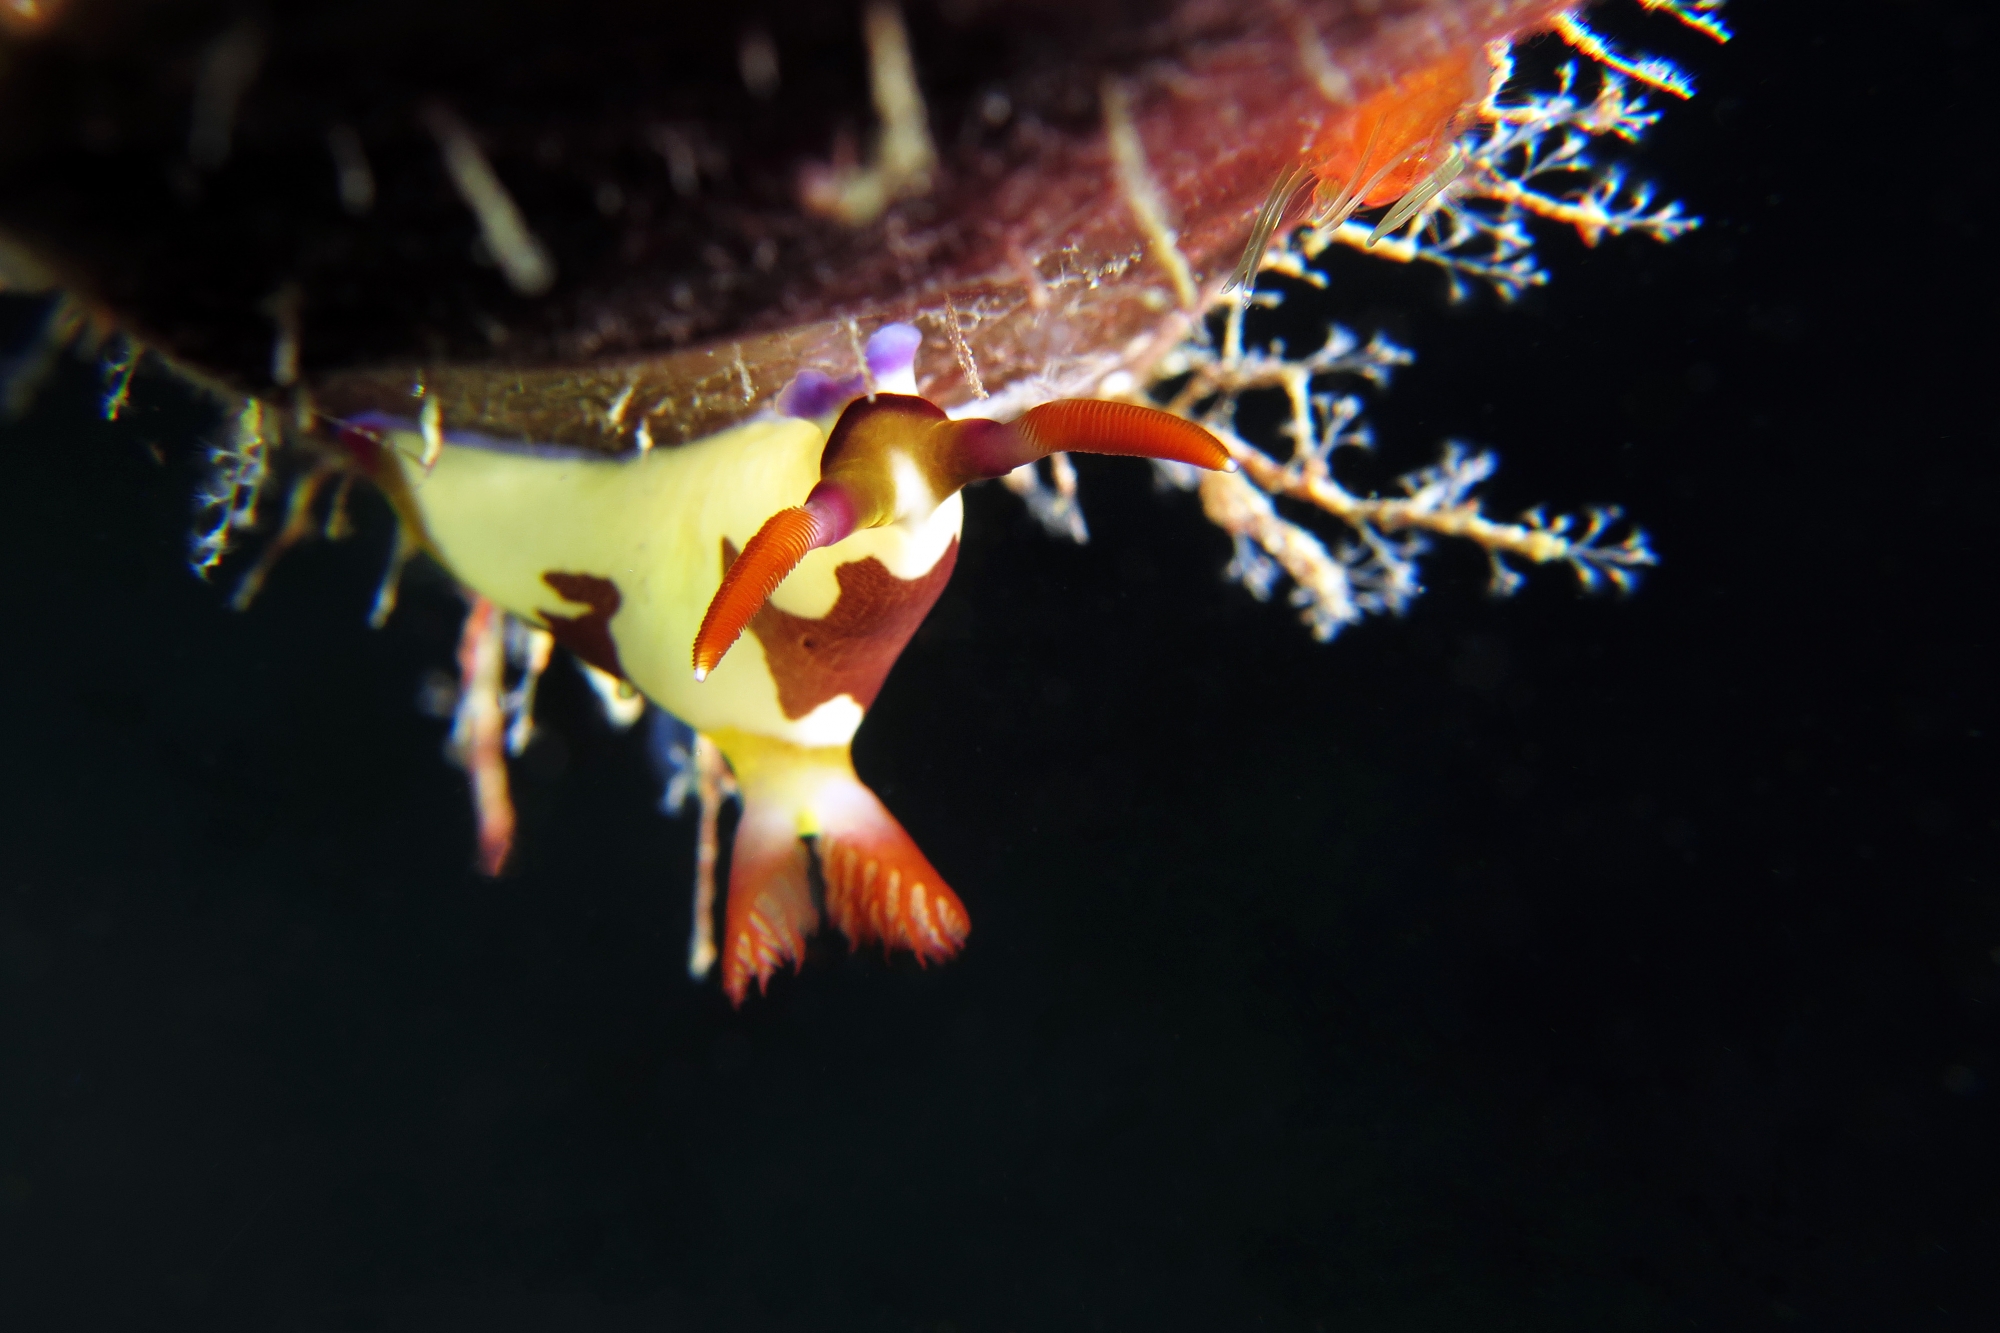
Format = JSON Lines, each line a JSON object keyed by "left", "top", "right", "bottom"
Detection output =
{"left": 1, "top": 1, "right": 1993, "bottom": 1328}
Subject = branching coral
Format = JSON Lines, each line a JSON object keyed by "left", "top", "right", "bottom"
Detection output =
{"left": 1002, "top": 0, "right": 1722, "bottom": 639}
{"left": 188, "top": 398, "right": 273, "bottom": 579}
{"left": 1124, "top": 293, "right": 1656, "bottom": 641}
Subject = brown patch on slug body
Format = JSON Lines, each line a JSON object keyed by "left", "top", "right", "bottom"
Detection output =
{"left": 539, "top": 571, "right": 625, "bottom": 679}
{"left": 721, "top": 536, "right": 958, "bottom": 720}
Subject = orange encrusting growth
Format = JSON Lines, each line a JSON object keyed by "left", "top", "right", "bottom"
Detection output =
{"left": 1308, "top": 50, "right": 1488, "bottom": 213}
{"left": 720, "top": 798, "right": 820, "bottom": 1003}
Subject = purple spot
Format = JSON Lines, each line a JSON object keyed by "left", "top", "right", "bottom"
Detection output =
{"left": 865, "top": 323, "right": 921, "bottom": 381}
{"left": 776, "top": 369, "right": 859, "bottom": 420}
{"left": 775, "top": 323, "right": 925, "bottom": 420}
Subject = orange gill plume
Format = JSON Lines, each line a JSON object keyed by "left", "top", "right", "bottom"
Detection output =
{"left": 711, "top": 731, "right": 968, "bottom": 1004}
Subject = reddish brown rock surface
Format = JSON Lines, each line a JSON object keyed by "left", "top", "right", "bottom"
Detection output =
{"left": 0, "top": 0, "right": 1570, "bottom": 447}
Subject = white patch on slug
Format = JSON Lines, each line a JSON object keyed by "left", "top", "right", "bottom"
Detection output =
{"left": 888, "top": 450, "right": 937, "bottom": 523}
{"left": 788, "top": 695, "right": 866, "bottom": 748}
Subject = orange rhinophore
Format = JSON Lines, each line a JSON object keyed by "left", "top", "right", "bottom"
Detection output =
{"left": 1307, "top": 50, "right": 1489, "bottom": 226}
{"left": 692, "top": 505, "right": 839, "bottom": 682}
{"left": 1011, "top": 398, "right": 1233, "bottom": 471}
{"left": 1229, "top": 48, "right": 1493, "bottom": 290}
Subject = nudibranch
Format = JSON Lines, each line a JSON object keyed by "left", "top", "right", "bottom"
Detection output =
{"left": 0, "top": 0, "right": 1692, "bottom": 1001}
{"left": 335, "top": 323, "right": 1229, "bottom": 1000}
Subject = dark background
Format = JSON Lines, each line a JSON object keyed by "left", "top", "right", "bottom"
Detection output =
{"left": 2, "top": 0, "right": 1993, "bottom": 1328}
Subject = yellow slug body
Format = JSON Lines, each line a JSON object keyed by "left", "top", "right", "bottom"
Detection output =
{"left": 372, "top": 412, "right": 963, "bottom": 750}
{"left": 340, "top": 339, "right": 978, "bottom": 1005}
